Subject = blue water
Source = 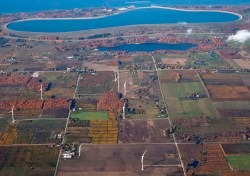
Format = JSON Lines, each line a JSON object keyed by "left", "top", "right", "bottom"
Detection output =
{"left": 7, "top": 8, "right": 240, "bottom": 33}
{"left": 0, "top": 0, "right": 250, "bottom": 13}
{"left": 99, "top": 43, "right": 197, "bottom": 52}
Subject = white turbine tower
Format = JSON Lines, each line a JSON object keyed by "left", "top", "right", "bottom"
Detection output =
{"left": 40, "top": 83, "right": 43, "bottom": 100}
{"left": 122, "top": 102, "right": 126, "bottom": 120}
{"left": 113, "top": 69, "right": 117, "bottom": 82}
{"left": 124, "top": 80, "right": 127, "bottom": 96}
{"left": 79, "top": 144, "right": 81, "bottom": 157}
{"left": 11, "top": 105, "right": 15, "bottom": 123}
{"left": 141, "top": 150, "right": 147, "bottom": 171}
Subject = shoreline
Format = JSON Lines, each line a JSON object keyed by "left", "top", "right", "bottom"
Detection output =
{"left": 6, "top": 6, "right": 243, "bottom": 22}
{"left": 4, "top": 6, "right": 242, "bottom": 33}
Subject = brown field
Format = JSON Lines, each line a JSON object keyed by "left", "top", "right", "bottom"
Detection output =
{"left": 202, "top": 73, "right": 245, "bottom": 86}
{"left": 233, "top": 59, "right": 250, "bottom": 69}
{"left": 161, "top": 58, "right": 187, "bottom": 65}
{"left": 179, "top": 144, "right": 231, "bottom": 175}
{"left": 218, "top": 109, "right": 250, "bottom": 117}
{"left": 159, "top": 70, "right": 199, "bottom": 83}
{"left": 221, "top": 143, "right": 250, "bottom": 155}
{"left": 119, "top": 71, "right": 161, "bottom": 100}
{"left": 119, "top": 119, "right": 171, "bottom": 143}
{"left": 236, "top": 118, "right": 250, "bottom": 127}
{"left": 119, "top": 71, "right": 139, "bottom": 98}
{"left": 58, "top": 144, "right": 182, "bottom": 176}
{"left": 83, "top": 61, "right": 119, "bottom": 71}
{"left": 207, "top": 85, "right": 250, "bottom": 101}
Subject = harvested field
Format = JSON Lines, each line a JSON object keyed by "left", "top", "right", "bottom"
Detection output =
{"left": 173, "top": 118, "right": 213, "bottom": 142}
{"left": 77, "top": 71, "right": 116, "bottom": 95}
{"left": 82, "top": 61, "right": 119, "bottom": 71}
{"left": 119, "top": 71, "right": 139, "bottom": 98}
{"left": 209, "top": 119, "right": 245, "bottom": 133}
{"left": 236, "top": 118, "right": 250, "bottom": 127}
{"left": 207, "top": 85, "right": 250, "bottom": 101}
{"left": 218, "top": 109, "right": 250, "bottom": 117}
{"left": 58, "top": 144, "right": 182, "bottom": 176}
{"left": 161, "top": 58, "right": 187, "bottom": 65}
{"left": 159, "top": 70, "right": 199, "bottom": 83}
{"left": 179, "top": 144, "right": 231, "bottom": 175}
{"left": 233, "top": 59, "right": 250, "bottom": 69}
{"left": 240, "top": 74, "right": 250, "bottom": 86}
{"left": 201, "top": 73, "right": 245, "bottom": 86}
{"left": 222, "top": 143, "right": 250, "bottom": 155}
{"left": 119, "top": 119, "right": 171, "bottom": 143}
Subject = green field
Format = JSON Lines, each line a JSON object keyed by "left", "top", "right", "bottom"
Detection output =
{"left": 186, "top": 51, "right": 228, "bottom": 69}
{"left": 227, "top": 155, "right": 250, "bottom": 171}
{"left": 162, "top": 82, "right": 206, "bottom": 98}
{"left": 161, "top": 82, "right": 217, "bottom": 118}
{"left": 71, "top": 111, "right": 109, "bottom": 120}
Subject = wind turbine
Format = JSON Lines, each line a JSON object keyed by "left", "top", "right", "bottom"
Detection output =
{"left": 122, "top": 102, "right": 126, "bottom": 120}
{"left": 141, "top": 150, "right": 147, "bottom": 171}
{"left": 113, "top": 69, "right": 117, "bottom": 82}
{"left": 79, "top": 144, "right": 81, "bottom": 157}
{"left": 40, "top": 83, "right": 43, "bottom": 100}
{"left": 124, "top": 80, "right": 127, "bottom": 96}
{"left": 11, "top": 105, "right": 15, "bottom": 123}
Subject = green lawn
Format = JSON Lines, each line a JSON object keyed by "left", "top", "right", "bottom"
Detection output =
{"left": 227, "top": 155, "right": 250, "bottom": 171}
{"left": 70, "top": 111, "right": 109, "bottom": 120}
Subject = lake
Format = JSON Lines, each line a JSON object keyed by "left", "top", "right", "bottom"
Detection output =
{"left": 98, "top": 43, "right": 197, "bottom": 52}
{"left": 0, "top": 0, "right": 250, "bottom": 13}
{"left": 7, "top": 8, "right": 240, "bottom": 33}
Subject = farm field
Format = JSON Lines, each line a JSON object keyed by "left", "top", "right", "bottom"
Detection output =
{"left": 39, "top": 72, "right": 79, "bottom": 98}
{"left": 160, "top": 79, "right": 217, "bottom": 118}
{"left": 119, "top": 70, "right": 165, "bottom": 119}
{"left": 77, "top": 71, "right": 117, "bottom": 95}
{"left": 0, "top": 145, "right": 59, "bottom": 176}
{"left": 201, "top": 73, "right": 250, "bottom": 101}
{"left": 187, "top": 51, "right": 228, "bottom": 69}
{"left": 119, "top": 119, "right": 171, "bottom": 143}
{"left": 58, "top": 144, "right": 182, "bottom": 176}
{"left": 222, "top": 143, "right": 250, "bottom": 155}
{"left": 179, "top": 144, "right": 231, "bottom": 175}
{"left": 227, "top": 155, "right": 250, "bottom": 171}
{"left": 70, "top": 111, "right": 109, "bottom": 120}
{"left": 65, "top": 112, "right": 118, "bottom": 144}
{"left": 0, "top": 119, "right": 66, "bottom": 145}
